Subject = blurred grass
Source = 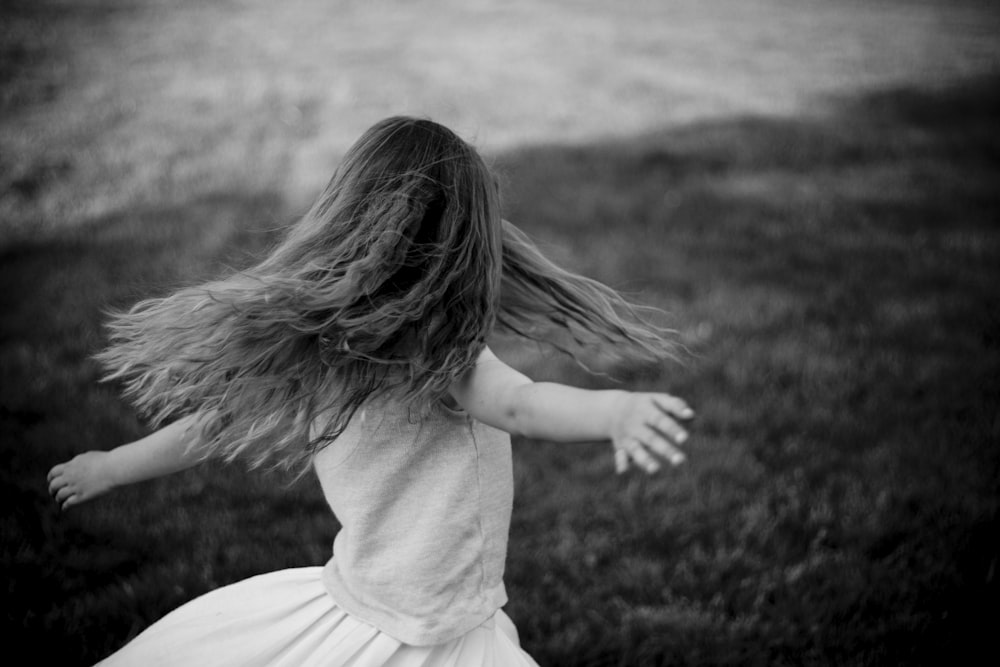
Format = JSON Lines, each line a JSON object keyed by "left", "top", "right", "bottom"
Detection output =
{"left": 3, "top": 0, "right": 1000, "bottom": 665}
{"left": 494, "top": 79, "right": 1000, "bottom": 666}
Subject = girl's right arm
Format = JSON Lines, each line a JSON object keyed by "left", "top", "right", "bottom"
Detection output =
{"left": 47, "top": 412, "right": 212, "bottom": 510}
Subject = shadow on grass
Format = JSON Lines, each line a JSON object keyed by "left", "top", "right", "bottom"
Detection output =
{"left": 2, "top": 74, "right": 999, "bottom": 666}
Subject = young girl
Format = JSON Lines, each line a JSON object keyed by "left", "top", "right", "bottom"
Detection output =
{"left": 47, "top": 117, "right": 693, "bottom": 666}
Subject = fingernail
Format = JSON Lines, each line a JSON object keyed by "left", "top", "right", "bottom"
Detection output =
{"left": 682, "top": 408, "right": 694, "bottom": 418}
{"left": 676, "top": 432, "right": 688, "bottom": 444}
{"left": 649, "top": 464, "right": 660, "bottom": 473}
{"left": 672, "top": 453, "right": 686, "bottom": 465}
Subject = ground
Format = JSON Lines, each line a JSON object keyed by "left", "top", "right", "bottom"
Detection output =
{"left": 2, "top": 1, "right": 999, "bottom": 665}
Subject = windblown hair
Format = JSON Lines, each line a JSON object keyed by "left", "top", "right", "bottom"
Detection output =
{"left": 98, "top": 116, "right": 674, "bottom": 474}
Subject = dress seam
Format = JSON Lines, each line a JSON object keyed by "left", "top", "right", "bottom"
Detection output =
{"left": 468, "top": 420, "right": 491, "bottom": 607}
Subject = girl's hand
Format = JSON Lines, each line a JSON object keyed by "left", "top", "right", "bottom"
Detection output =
{"left": 47, "top": 451, "right": 117, "bottom": 510}
{"left": 609, "top": 392, "right": 694, "bottom": 474}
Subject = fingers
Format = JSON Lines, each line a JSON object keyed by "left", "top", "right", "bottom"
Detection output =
{"left": 614, "top": 393, "right": 694, "bottom": 475}
{"left": 48, "top": 463, "right": 68, "bottom": 496}
{"left": 54, "top": 484, "right": 75, "bottom": 503}
{"left": 647, "top": 412, "right": 688, "bottom": 447}
{"left": 614, "top": 448, "right": 629, "bottom": 475}
{"left": 48, "top": 466, "right": 76, "bottom": 510}
{"left": 653, "top": 395, "right": 694, "bottom": 420}
{"left": 636, "top": 425, "right": 686, "bottom": 466}
{"left": 647, "top": 394, "right": 693, "bottom": 451}
{"left": 50, "top": 478, "right": 86, "bottom": 511}
{"left": 616, "top": 436, "right": 676, "bottom": 475}
{"left": 625, "top": 438, "right": 661, "bottom": 474}
{"left": 48, "top": 473, "right": 65, "bottom": 498}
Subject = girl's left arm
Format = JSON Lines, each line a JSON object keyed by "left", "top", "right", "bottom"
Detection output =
{"left": 449, "top": 347, "right": 694, "bottom": 474}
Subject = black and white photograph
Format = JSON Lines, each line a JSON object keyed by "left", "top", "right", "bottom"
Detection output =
{"left": 3, "top": 1, "right": 999, "bottom": 665}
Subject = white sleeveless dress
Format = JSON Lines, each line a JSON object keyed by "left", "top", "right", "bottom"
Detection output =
{"left": 96, "top": 396, "right": 539, "bottom": 666}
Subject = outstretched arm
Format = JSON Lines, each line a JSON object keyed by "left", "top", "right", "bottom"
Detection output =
{"left": 47, "top": 412, "right": 212, "bottom": 510}
{"left": 448, "top": 347, "right": 694, "bottom": 474}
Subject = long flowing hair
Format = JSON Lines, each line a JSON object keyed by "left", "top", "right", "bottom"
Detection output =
{"left": 98, "top": 117, "right": 674, "bottom": 474}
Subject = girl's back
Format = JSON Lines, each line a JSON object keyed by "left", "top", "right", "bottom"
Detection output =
{"left": 313, "top": 392, "right": 512, "bottom": 645}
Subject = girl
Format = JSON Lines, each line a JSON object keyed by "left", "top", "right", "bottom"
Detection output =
{"left": 47, "top": 117, "right": 693, "bottom": 666}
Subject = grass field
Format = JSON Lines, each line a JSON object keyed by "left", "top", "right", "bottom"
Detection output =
{"left": 2, "top": 0, "right": 1000, "bottom": 665}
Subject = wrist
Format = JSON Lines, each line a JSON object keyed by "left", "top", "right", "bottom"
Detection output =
{"left": 103, "top": 447, "right": 128, "bottom": 489}
{"left": 603, "top": 389, "right": 632, "bottom": 439}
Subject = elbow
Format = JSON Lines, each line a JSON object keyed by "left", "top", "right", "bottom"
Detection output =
{"left": 501, "top": 384, "right": 537, "bottom": 439}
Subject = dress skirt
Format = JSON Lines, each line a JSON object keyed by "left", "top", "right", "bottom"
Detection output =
{"left": 96, "top": 567, "right": 539, "bottom": 667}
